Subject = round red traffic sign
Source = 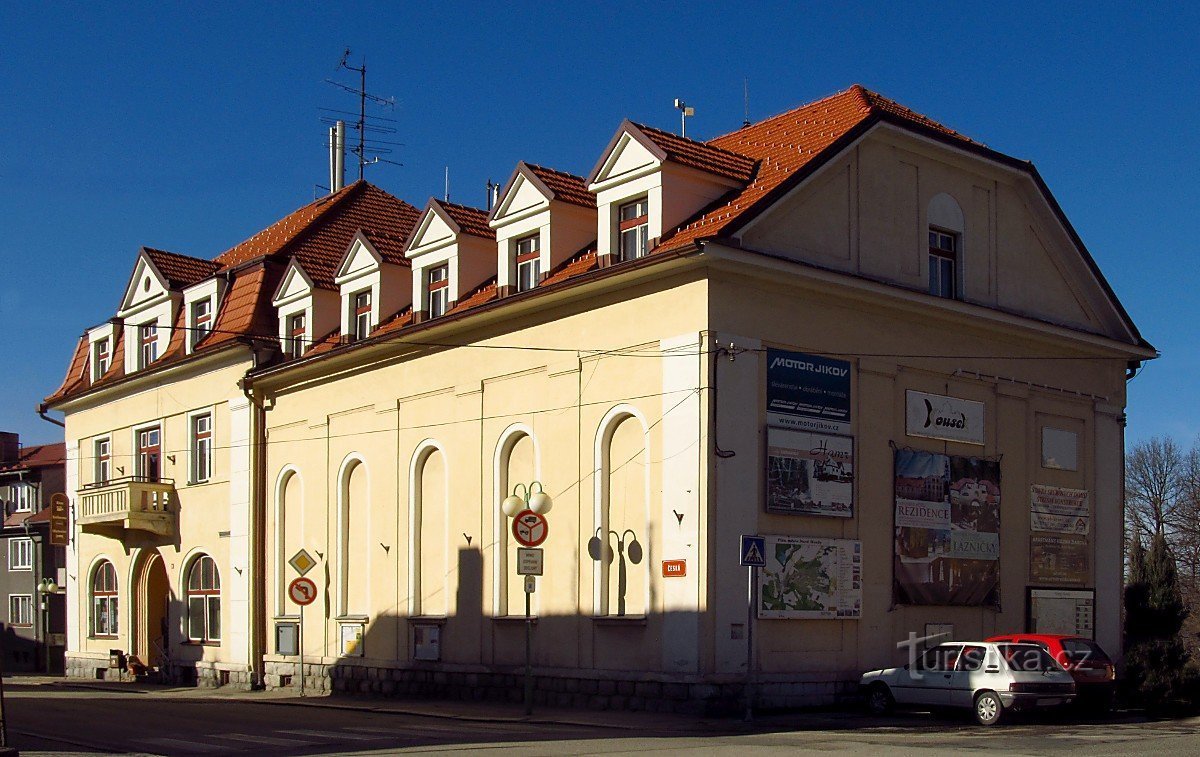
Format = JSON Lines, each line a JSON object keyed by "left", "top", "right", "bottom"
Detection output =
{"left": 288, "top": 577, "right": 317, "bottom": 606}
{"left": 512, "top": 509, "right": 549, "bottom": 547}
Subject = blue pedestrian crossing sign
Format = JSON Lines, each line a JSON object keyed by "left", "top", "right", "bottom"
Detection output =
{"left": 740, "top": 535, "right": 766, "bottom": 567}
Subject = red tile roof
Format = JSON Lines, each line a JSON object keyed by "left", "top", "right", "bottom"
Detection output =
{"left": 438, "top": 200, "right": 496, "bottom": 240}
{"left": 629, "top": 122, "right": 757, "bottom": 183}
{"left": 144, "top": 248, "right": 221, "bottom": 289}
{"left": 656, "top": 84, "right": 977, "bottom": 252}
{"left": 0, "top": 442, "right": 66, "bottom": 473}
{"left": 542, "top": 247, "right": 598, "bottom": 286}
{"left": 525, "top": 164, "right": 596, "bottom": 208}
{"left": 448, "top": 277, "right": 498, "bottom": 314}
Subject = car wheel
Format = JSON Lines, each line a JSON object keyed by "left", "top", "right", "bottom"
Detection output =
{"left": 974, "top": 690, "right": 1004, "bottom": 726}
{"left": 865, "top": 683, "right": 894, "bottom": 715}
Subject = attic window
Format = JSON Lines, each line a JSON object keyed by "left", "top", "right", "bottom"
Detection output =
{"left": 427, "top": 265, "right": 449, "bottom": 319}
{"left": 928, "top": 228, "right": 958, "bottom": 299}
{"left": 618, "top": 198, "right": 649, "bottom": 262}
{"left": 515, "top": 234, "right": 540, "bottom": 293}
{"left": 93, "top": 338, "right": 111, "bottom": 380}
{"left": 190, "top": 299, "right": 212, "bottom": 350}
{"left": 287, "top": 313, "right": 307, "bottom": 359}
{"left": 351, "top": 290, "right": 372, "bottom": 340}
{"left": 138, "top": 322, "right": 159, "bottom": 369}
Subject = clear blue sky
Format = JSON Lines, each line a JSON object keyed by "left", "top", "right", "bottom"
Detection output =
{"left": 1, "top": 2, "right": 1195, "bottom": 448}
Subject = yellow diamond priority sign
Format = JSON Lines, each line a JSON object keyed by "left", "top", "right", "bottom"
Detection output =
{"left": 289, "top": 548, "right": 317, "bottom": 577}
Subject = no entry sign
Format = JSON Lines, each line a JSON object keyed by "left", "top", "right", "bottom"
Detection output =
{"left": 512, "top": 510, "right": 549, "bottom": 547}
{"left": 288, "top": 577, "right": 318, "bottom": 606}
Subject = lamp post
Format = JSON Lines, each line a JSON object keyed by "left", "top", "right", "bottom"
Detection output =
{"left": 500, "top": 481, "right": 552, "bottom": 716}
{"left": 38, "top": 577, "right": 58, "bottom": 675}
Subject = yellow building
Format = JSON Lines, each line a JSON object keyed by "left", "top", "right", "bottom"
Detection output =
{"left": 46, "top": 86, "right": 1153, "bottom": 711}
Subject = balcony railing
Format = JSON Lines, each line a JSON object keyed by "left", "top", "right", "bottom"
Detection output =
{"left": 78, "top": 476, "right": 176, "bottom": 537}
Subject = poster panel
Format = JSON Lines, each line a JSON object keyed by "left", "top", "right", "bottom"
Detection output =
{"left": 905, "top": 390, "right": 985, "bottom": 445}
{"left": 766, "top": 427, "right": 853, "bottom": 517}
{"left": 766, "top": 349, "right": 852, "bottom": 434}
{"left": 1030, "top": 534, "right": 1090, "bottom": 585}
{"left": 1029, "top": 588, "right": 1095, "bottom": 638}
{"left": 1030, "top": 485, "right": 1090, "bottom": 535}
{"left": 759, "top": 535, "right": 862, "bottom": 619}
{"left": 893, "top": 448, "right": 1001, "bottom": 607}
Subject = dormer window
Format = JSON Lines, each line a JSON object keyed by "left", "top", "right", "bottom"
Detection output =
{"left": 618, "top": 198, "right": 649, "bottom": 261}
{"left": 190, "top": 299, "right": 212, "bottom": 349}
{"left": 427, "top": 265, "right": 449, "bottom": 318}
{"left": 351, "top": 290, "right": 372, "bottom": 340}
{"left": 93, "top": 338, "right": 111, "bottom": 379}
{"left": 929, "top": 228, "right": 958, "bottom": 299}
{"left": 287, "top": 313, "right": 307, "bottom": 358}
{"left": 138, "top": 322, "right": 158, "bottom": 369}
{"left": 515, "top": 235, "right": 541, "bottom": 292}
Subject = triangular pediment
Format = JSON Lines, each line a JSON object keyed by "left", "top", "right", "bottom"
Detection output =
{"left": 490, "top": 164, "right": 552, "bottom": 225}
{"left": 272, "top": 259, "right": 316, "bottom": 305}
{"left": 406, "top": 201, "right": 458, "bottom": 255}
{"left": 587, "top": 121, "right": 665, "bottom": 188}
{"left": 117, "top": 250, "right": 171, "bottom": 315}
{"left": 335, "top": 231, "right": 382, "bottom": 283}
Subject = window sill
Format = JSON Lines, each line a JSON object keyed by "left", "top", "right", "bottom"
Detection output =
{"left": 89, "top": 635, "right": 119, "bottom": 640}
{"left": 182, "top": 640, "right": 222, "bottom": 647}
{"left": 407, "top": 616, "right": 447, "bottom": 626}
{"left": 592, "top": 615, "right": 647, "bottom": 627}
{"left": 493, "top": 616, "right": 538, "bottom": 625}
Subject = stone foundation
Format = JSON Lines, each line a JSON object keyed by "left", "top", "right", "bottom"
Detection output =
{"left": 65, "top": 654, "right": 255, "bottom": 690}
{"left": 262, "top": 659, "right": 858, "bottom": 714}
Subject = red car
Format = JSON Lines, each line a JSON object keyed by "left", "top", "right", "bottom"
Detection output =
{"left": 985, "top": 634, "right": 1115, "bottom": 710}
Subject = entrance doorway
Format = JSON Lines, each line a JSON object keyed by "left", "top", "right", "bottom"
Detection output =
{"left": 133, "top": 549, "right": 170, "bottom": 670}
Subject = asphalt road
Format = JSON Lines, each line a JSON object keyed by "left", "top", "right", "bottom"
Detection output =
{"left": 2, "top": 680, "right": 1200, "bottom": 756}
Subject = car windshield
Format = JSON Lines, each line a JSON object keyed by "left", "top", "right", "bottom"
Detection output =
{"left": 1061, "top": 638, "right": 1110, "bottom": 664}
{"left": 998, "top": 644, "right": 1062, "bottom": 672}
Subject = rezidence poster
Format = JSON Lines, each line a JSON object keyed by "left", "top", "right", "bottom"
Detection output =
{"left": 893, "top": 448, "right": 1001, "bottom": 607}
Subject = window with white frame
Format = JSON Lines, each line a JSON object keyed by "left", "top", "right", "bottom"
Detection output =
{"left": 93, "top": 337, "right": 111, "bottom": 380}
{"left": 8, "top": 538, "right": 33, "bottom": 571}
{"left": 137, "top": 427, "right": 161, "bottom": 482}
{"left": 190, "top": 299, "right": 212, "bottom": 350}
{"left": 350, "top": 290, "right": 372, "bottom": 340}
{"left": 515, "top": 234, "right": 541, "bottom": 292}
{"left": 186, "top": 554, "right": 221, "bottom": 642}
{"left": 138, "top": 321, "right": 158, "bottom": 369}
{"left": 928, "top": 228, "right": 958, "bottom": 299}
{"left": 12, "top": 483, "right": 33, "bottom": 513}
{"left": 9, "top": 595, "right": 32, "bottom": 626}
{"left": 91, "top": 561, "right": 118, "bottom": 636}
{"left": 95, "top": 438, "right": 111, "bottom": 484}
{"left": 286, "top": 312, "right": 307, "bottom": 359}
{"left": 618, "top": 198, "right": 649, "bottom": 262}
{"left": 427, "top": 265, "right": 449, "bottom": 318}
{"left": 191, "top": 413, "right": 212, "bottom": 483}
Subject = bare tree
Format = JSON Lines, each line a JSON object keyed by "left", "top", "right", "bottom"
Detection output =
{"left": 1126, "top": 436, "right": 1185, "bottom": 541}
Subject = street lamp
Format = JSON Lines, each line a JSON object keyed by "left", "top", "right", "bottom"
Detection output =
{"left": 500, "top": 481, "right": 552, "bottom": 715}
{"left": 37, "top": 577, "right": 58, "bottom": 675}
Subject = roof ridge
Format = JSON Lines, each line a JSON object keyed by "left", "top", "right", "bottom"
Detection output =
{"left": 633, "top": 121, "right": 755, "bottom": 161}
{"left": 706, "top": 85, "right": 869, "bottom": 143}
{"left": 215, "top": 180, "right": 366, "bottom": 267}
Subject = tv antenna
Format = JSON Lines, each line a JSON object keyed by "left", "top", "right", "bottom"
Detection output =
{"left": 673, "top": 98, "right": 695, "bottom": 138}
{"left": 323, "top": 48, "right": 401, "bottom": 181}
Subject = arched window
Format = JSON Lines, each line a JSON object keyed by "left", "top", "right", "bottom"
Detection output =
{"left": 593, "top": 409, "right": 649, "bottom": 617}
{"left": 339, "top": 457, "right": 370, "bottom": 617}
{"left": 410, "top": 443, "right": 447, "bottom": 617}
{"left": 91, "top": 561, "right": 118, "bottom": 637}
{"left": 186, "top": 555, "right": 221, "bottom": 643}
{"left": 495, "top": 428, "right": 537, "bottom": 616}
{"left": 927, "top": 193, "right": 964, "bottom": 300}
{"left": 275, "top": 467, "right": 302, "bottom": 616}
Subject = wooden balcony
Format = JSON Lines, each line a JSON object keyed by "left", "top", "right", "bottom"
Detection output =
{"left": 77, "top": 477, "right": 176, "bottom": 537}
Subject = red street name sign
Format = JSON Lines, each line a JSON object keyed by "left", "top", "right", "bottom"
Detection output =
{"left": 49, "top": 493, "right": 70, "bottom": 547}
{"left": 661, "top": 559, "right": 687, "bottom": 577}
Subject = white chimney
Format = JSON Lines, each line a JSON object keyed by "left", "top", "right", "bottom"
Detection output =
{"left": 329, "top": 120, "right": 346, "bottom": 193}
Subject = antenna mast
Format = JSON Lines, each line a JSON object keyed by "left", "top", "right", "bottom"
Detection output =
{"left": 324, "top": 48, "right": 401, "bottom": 182}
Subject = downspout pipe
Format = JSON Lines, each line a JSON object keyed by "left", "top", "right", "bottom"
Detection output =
{"left": 36, "top": 403, "right": 65, "bottom": 429}
{"left": 238, "top": 337, "right": 272, "bottom": 690}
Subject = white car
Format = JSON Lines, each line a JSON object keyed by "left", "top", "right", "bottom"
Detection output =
{"left": 860, "top": 641, "right": 1076, "bottom": 725}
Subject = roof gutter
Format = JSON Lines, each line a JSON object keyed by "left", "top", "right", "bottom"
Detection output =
{"left": 36, "top": 403, "right": 65, "bottom": 428}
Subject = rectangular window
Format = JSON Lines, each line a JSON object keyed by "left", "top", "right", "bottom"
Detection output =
{"left": 515, "top": 234, "right": 541, "bottom": 293}
{"left": 139, "top": 322, "right": 159, "bottom": 369}
{"left": 427, "top": 265, "right": 449, "bottom": 318}
{"left": 95, "top": 438, "right": 111, "bottom": 484}
{"left": 190, "top": 299, "right": 212, "bottom": 349}
{"left": 191, "top": 414, "right": 212, "bottom": 483}
{"left": 12, "top": 483, "right": 33, "bottom": 513}
{"left": 287, "top": 313, "right": 307, "bottom": 359}
{"left": 351, "top": 290, "right": 372, "bottom": 340}
{"left": 8, "top": 538, "right": 33, "bottom": 571}
{"left": 137, "top": 427, "right": 161, "bottom": 482}
{"left": 928, "top": 228, "right": 957, "bottom": 299}
{"left": 618, "top": 198, "right": 649, "bottom": 262}
{"left": 9, "top": 595, "right": 32, "bottom": 626}
{"left": 94, "top": 338, "right": 111, "bottom": 379}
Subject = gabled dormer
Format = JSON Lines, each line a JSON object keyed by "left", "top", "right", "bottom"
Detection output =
{"left": 587, "top": 120, "right": 755, "bottom": 265}
{"left": 404, "top": 199, "right": 496, "bottom": 322}
{"left": 116, "top": 249, "right": 181, "bottom": 373}
{"left": 333, "top": 230, "right": 412, "bottom": 342}
{"left": 272, "top": 259, "right": 338, "bottom": 359}
{"left": 489, "top": 162, "right": 596, "bottom": 297}
{"left": 181, "top": 276, "right": 227, "bottom": 355}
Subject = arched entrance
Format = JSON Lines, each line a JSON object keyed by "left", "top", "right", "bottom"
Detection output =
{"left": 132, "top": 549, "right": 170, "bottom": 671}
